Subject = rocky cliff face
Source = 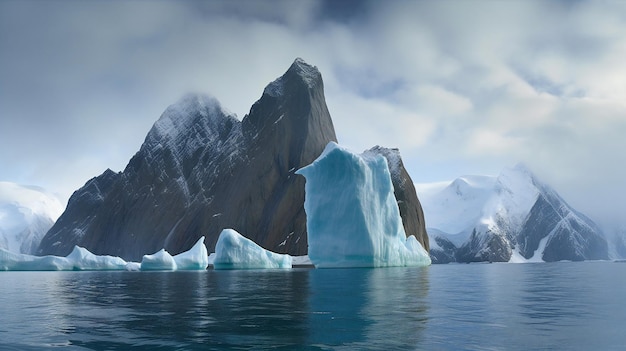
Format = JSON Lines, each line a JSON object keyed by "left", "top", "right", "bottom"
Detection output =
{"left": 419, "top": 164, "right": 608, "bottom": 263}
{"left": 38, "top": 58, "right": 429, "bottom": 260}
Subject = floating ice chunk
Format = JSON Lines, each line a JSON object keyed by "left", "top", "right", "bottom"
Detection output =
{"left": 0, "top": 246, "right": 128, "bottom": 271}
{"left": 172, "top": 236, "right": 209, "bottom": 270}
{"left": 66, "top": 246, "right": 128, "bottom": 270}
{"left": 213, "top": 229, "right": 292, "bottom": 269}
{"left": 296, "top": 142, "right": 431, "bottom": 268}
{"left": 0, "top": 235, "right": 210, "bottom": 271}
{"left": 1, "top": 248, "right": 69, "bottom": 270}
{"left": 140, "top": 249, "right": 177, "bottom": 271}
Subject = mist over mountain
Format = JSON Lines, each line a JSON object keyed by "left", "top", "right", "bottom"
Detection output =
{"left": 0, "top": 182, "right": 64, "bottom": 254}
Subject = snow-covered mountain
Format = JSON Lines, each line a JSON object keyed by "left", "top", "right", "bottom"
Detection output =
{"left": 416, "top": 164, "right": 609, "bottom": 263}
{"left": 0, "top": 182, "right": 64, "bottom": 254}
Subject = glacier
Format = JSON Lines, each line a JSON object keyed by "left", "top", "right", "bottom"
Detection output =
{"left": 213, "top": 229, "right": 292, "bottom": 269}
{"left": 296, "top": 142, "right": 431, "bottom": 268}
{"left": 0, "top": 236, "right": 209, "bottom": 271}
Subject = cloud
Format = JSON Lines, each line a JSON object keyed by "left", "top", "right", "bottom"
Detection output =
{"left": 1, "top": 0, "right": 625, "bottom": 229}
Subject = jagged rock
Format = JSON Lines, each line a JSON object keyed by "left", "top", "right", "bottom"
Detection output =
{"left": 455, "top": 229, "right": 512, "bottom": 263}
{"left": 517, "top": 188, "right": 607, "bottom": 262}
{"left": 38, "top": 58, "right": 429, "bottom": 260}
{"left": 426, "top": 230, "right": 456, "bottom": 264}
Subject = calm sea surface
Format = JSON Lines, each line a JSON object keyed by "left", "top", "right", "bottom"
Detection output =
{"left": 1, "top": 262, "right": 625, "bottom": 350}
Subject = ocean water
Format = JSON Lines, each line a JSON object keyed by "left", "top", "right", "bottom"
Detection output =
{"left": 1, "top": 262, "right": 625, "bottom": 350}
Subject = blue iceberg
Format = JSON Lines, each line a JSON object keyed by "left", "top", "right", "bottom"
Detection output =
{"left": 172, "top": 236, "right": 209, "bottom": 270}
{"left": 296, "top": 142, "right": 431, "bottom": 268}
{"left": 213, "top": 229, "right": 292, "bottom": 269}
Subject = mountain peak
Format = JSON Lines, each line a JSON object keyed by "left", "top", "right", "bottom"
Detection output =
{"left": 263, "top": 58, "right": 322, "bottom": 97}
{"left": 139, "top": 93, "right": 240, "bottom": 158}
{"left": 151, "top": 94, "right": 227, "bottom": 139}
{"left": 510, "top": 162, "right": 535, "bottom": 176}
{"left": 289, "top": 57, "right": 321, "bottom": 84}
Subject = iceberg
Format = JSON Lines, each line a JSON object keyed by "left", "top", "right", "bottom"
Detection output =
{"left": 140, "top": 236, "right": 209, "bottom": 271}
{"left": 296, "top": 142, "right": 431, "bottom": 268}
{"left": 1, "top": 248, "right": 68, "bottom": 271}
{"left": 65, "top": 246, "right": 128, "bottom": 270}
{"left": 140, "top": 249, "right": 177, "bottom": 271}
{"left": 172, "top": 236, "right": 209, "bottom": 270}
{"left": 213, "top": 229, "right": 292, "bottom": 269}
{"left": 0, "top": 236, "right": 209, "bottom": 271}
{"left": 0, "top": 246, "right": 127, "bottom": 271}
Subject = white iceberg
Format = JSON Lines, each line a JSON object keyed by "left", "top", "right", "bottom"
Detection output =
{"left": 65, "top": 246, "right": 128, "bottom": 270}
{"left": 0, "top": 246, "right": 127, "bottom": 271}
{"left": 173, "top": 236, "right": 209, "bottom": 270}
{"left": 140, "top": 249, "right": 177, "bottom": 271}
{"left": 213, "top": 229, "right": 292, "bottom": 269}
{"left": 296, "top": 142, "right": 431, "bottom": 268}
{"left": 0, "top": 236, "right": 209, "bottom": 271}
{"left": 1, "top": 248, "right": 67, "bottom": 271}
{"left": 140, "top": 236, "right": 209, "bottom": 271}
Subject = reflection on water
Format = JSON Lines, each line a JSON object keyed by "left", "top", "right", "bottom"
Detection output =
{"left": 56, "top": 271, "right": 312, "bottom": 350}
{"left": 307, "top": 267, "right": 430, "bottom": 350}
{"left": 1, "top": 262, "right": 625, "bottom": 350}
{"left": 0, "top": 268, "right": 430, "bottom": 350}
{"left": 423, "top": 262, "right": 626, "bottom": 351}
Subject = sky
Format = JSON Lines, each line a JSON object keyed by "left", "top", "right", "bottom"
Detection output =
{"left": 1, "top": 0, "right": 625, "bottom": 230}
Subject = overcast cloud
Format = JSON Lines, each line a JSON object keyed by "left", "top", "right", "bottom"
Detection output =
{"left": 1, "top": 0, "right": 625, "bottom": 229}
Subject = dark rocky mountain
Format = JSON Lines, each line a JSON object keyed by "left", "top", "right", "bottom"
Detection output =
{"left": 420, "top": 164, "right": 608, "bottom": 263}
{"left": 428, "top": 231, "right": 456, "bottom": 264}
{"left": 38, "top": 58, "right": 429, "bottom": 260}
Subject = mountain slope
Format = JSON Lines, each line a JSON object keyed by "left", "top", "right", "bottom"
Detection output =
{"left": 0, "top": 182, "right": 64, "bottom": 254}
{"left": 417, "top": 164, "right": 608, "bottom": 263}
